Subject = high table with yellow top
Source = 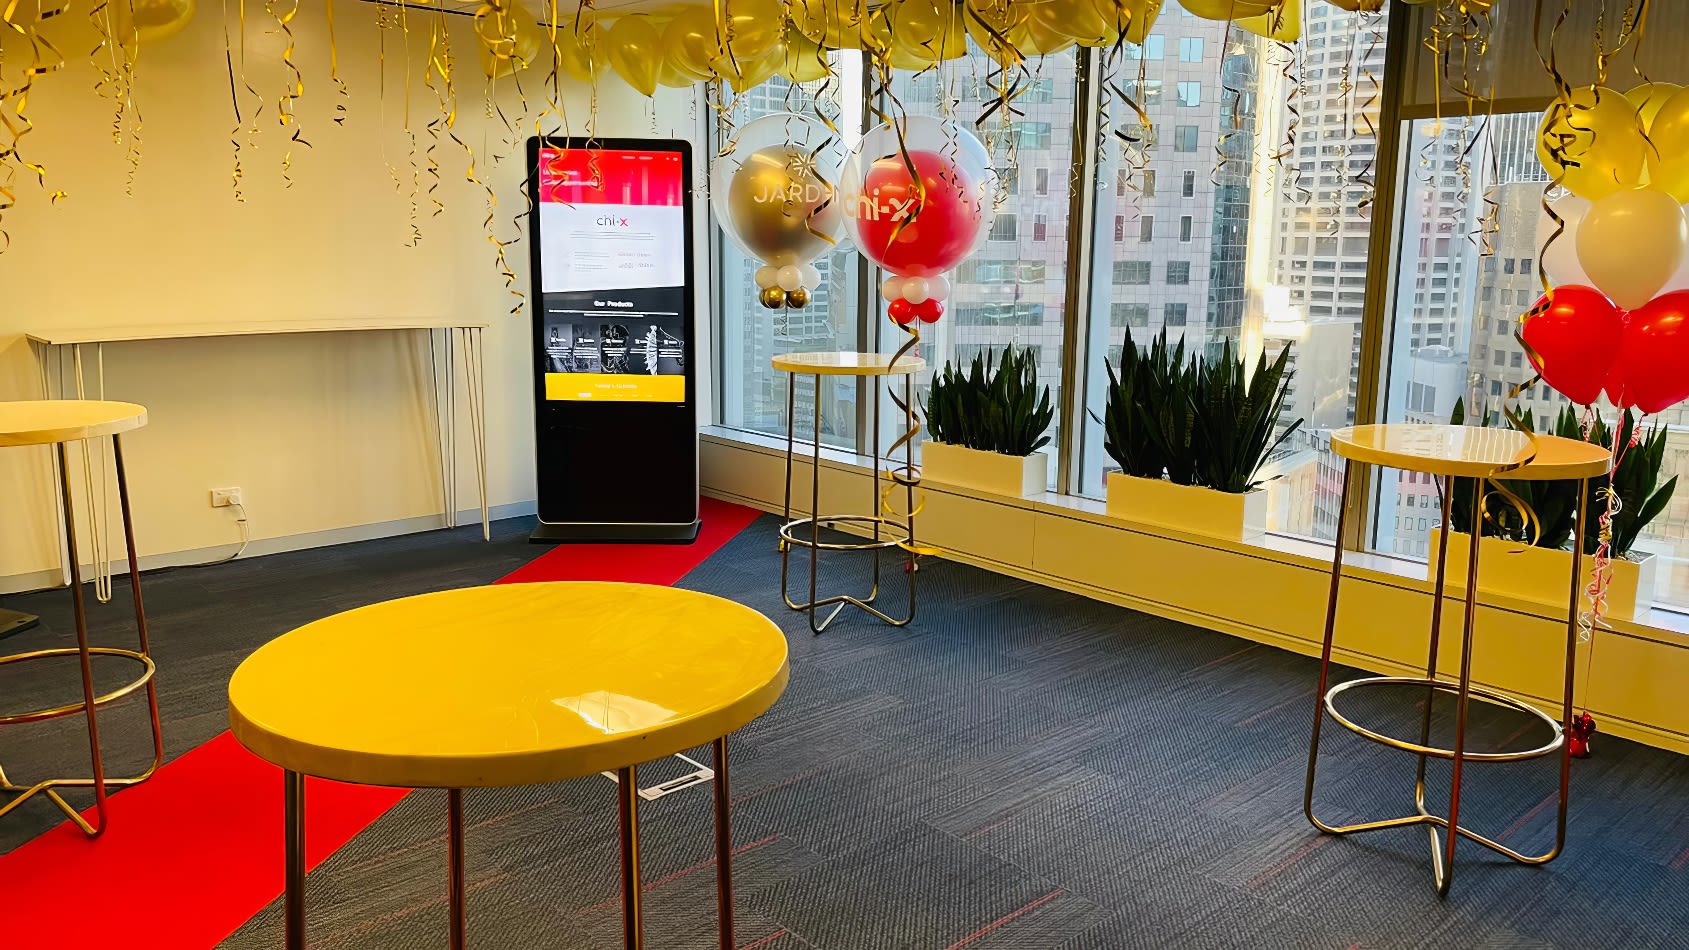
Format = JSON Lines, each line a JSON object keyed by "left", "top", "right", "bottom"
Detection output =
{"left": 1306, "top": 424, "right": 1612, "bottom": 896}
{"left": 228, "top": 581, "right": 790, "bottom": 949}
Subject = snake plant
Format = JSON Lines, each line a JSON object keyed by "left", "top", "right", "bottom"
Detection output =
{"left": 924, "top": 344, "right": 1053, "bottom": 457}
{"left": 1191, "top": 338, "right": 1302, "bottom": 493}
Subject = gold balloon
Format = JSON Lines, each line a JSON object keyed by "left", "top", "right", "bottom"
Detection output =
{"left": 607, "top": 14, "right": 662, "bottom": 97}
{"left": 716, "top": 47, "right": 782, "bottom": 93}
{"left": 892, "top": 0, "right": 968, "bottom": 66}
{"left": 1537, "top": 85, "right": 1648, "bottom": 201}
{"left": 478, "top": 2, "right": 543, "bottom": 80}
{"left": 1021, "top": 12, "right": 1077, "bottom": 56}
{"left": 759, "top": 286, "right": 788, "bottom": 309}
{"left": 1625, "top": 81, "right": 1682, "bottom": 132}
{"left": 1238, "top": 0, "right": 1298, "bottom": 42}
{"left": 1325, "top": 0, "right": 1382, "bottom": 10}
{"left": 114, "top": 0, "right": 195, "bottom": 44}
{"left": 664, "top": 10, "right": 721, "bottom": 80}
{"left": 557, "top": 21, "right": 609, "bottom": 84}
{"left": 657, "top": 56, "right": 699, "bottom": 88}
{"left": 965, "top": 0, "right": 1030, "bottom": 66}
{"left": 717, "top": 0, "right": 784, "bottom": 65}
{"left": 1123, "top": 0, "right": 1162, "bottom": 44}
{"left": 726, "top": 145, "right": 843, "bottom": 266}
{"left": 1032, "top": 0, "right": 1113, "bottom": 48}
{"left": 1644, "top": 85, "right": 1689, "bottom": 202}
{"left": 792, "top": 0, "right": 871, "bottom": 48}
{"left": 1180, "top": 0, "right": 1277, "bottom": 20}
{"left": 777, "top": 29, "right": 832, "bottom": 83}
{"left": 785, "top": 287, "right": 811, "bottom": 309}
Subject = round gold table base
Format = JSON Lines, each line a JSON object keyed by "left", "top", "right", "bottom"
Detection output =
{"left": 1324, "top": 676, "right": 1564, "bottom": 762}
{"left": 0, "top": 647, "right": 156, "bottom": 725}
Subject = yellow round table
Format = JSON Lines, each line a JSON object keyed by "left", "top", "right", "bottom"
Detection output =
{"left": 1306, "top": 424, "right": 1611, "bottom": 897}
{"left": 770, "top": 351, "right": 926, "bottom": 633}
{"left": 0, "top": 400, "right": 162, "bottom": 839}
{"left": 228, "top": 581, "right": 788, "bottom": 950}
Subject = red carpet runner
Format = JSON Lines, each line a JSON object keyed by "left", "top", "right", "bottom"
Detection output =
{"left": 0, "top": 498, "right": 762, "bottom": 950}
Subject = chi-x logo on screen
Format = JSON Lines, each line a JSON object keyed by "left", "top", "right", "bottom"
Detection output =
{"left": 596, "top": 215, "right": 631, "bottom": 227}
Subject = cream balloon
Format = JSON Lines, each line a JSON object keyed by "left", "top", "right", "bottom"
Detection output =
{"left": 1575, "top": 188, "right": 1689, "bottom": 310}
{"left": 1536, "top": 192, "right": 1591, "bottom": 288}
{"left": 902, "top": 277, "right": 931, "bottom": 304}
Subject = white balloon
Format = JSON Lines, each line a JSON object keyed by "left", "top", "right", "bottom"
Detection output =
{"left": 902, "top": 277, "right": 931, "bottom": 304}
{"left": 799, "top": 263, "right": 823, "bottom": 290}
{"left": 1665, "top": 206, "right": 1689, "bottom": 293}
{"left": 755, "top": 265, "right": 780, "bottom": 289}
{"left": 777, "top": 265, "right": 804, "bottom": 292}
{"left": 928, "top": 275, "right": 952, "bottom": 301}
{"left": 880, "top": 276, "right": 905, "bottom": 301}
{"left": 1536, "top": 192, "right": 1591, "bottom": 288}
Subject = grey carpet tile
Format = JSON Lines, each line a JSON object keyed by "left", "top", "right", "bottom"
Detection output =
{"left": 10, "top": 511, "right": 1689, "bottom": 949}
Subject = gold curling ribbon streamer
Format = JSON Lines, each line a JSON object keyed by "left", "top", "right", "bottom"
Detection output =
{"left": 325, "top": 0, "right": 349, "bottom": 125}
{"left": 0, "top": 0, "right": 73, "bottom": 239}
{"left": 879, "top": 319, "right": 940, "bottom": 559}
{"left": 423, "top": 10, "right": 447, "bottom": 220}
{"left": 220, "top": 0, "right": 247, "bottom": 201}
{"left": 267, "top": 0, "right": 310, "bottom": 188}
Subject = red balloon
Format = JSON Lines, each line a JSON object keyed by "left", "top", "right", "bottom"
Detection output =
{"left": 1614, "top": 289, "right": 1689, "bottom": 413}
{"left": 913, "top": 299, "right": 944, "bottom": 323}
{"left": 888, "top": 298, "right": 915, "bottom": 325}
{"left": 851, "top": 150, "right": 983, "bottom": 278}
{"left": 1519, "top": 285, "right": 1624, "bottom": 406}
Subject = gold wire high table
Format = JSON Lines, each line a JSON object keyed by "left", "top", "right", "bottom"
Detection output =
{"left": 1306, "top": 424, "right": 1613, "bottom": 896}
{"left": 771, "top": 351, "right": 925, "bottom": 634}
{"left": 0, "top": 400, "right": 164, "bottom": 837}
{"left": 227, "top": 582, "right": 790, "bottom": 950}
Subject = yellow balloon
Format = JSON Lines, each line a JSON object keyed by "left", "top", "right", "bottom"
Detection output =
{"left": 657, "top": 56, "right": 699, "bottom": 88}
{"left": 965, "top": 0, "right": 1029, "bottom": 65}
{"left": 726, "top": 145, "right": 844, "bottom": 263}
{"left": 113, "top": 0, "right": 195, "bottom": 44}
{"left": 1123, "top": 0, "right": 1163, "bottom": 44}
{"left": 1325, "top": 0, "right": 1382, "bottom": 10}
{"left": 1238, "top": 0, "right": 1298, "bottom": 42}
{"left": 607, "top": 15, "right": 663, "bottom": 97}
{"left": 1021, "top": 12, "right": 1077, "bottom": 56}
{"left": 1626, "top": 81, "right": 1683, "bottom": 133}
{"left": 557, "top": 21, "right": 609, "bottom": 84}
{"left": 1537, "top": 85, "right": 1648, "bottom": 201}
{"left": 1179, "top": 0, "right": 1277, "bottom": 19}
{"left": 892, "top": 0, "right": 968, "bottom": 65}
{"left": 1032, "top": 0, "right": 1113, "bottom": 48}
{"left": 777, "top": 29, "right": 832, "bottom": 83}
{"left": 662, "top": 10, "right": 719, "bottom": 80}
{"left": 718, "top": 0, "right": 784, "bottom": 64}
{"left": 1575, "top": 188, "right": 1689, "bottom": 309}
{"left": 478, "top": 2, "right": 543, "bottom": 80}
{"left": 792, "top": 0, "right": 871, "bottom": 48}
{"left": 1644, "top": 85, "right": 1689, "bottom": 202}
{"left": 715, "top": 46, "right": 781, "bottom": 93}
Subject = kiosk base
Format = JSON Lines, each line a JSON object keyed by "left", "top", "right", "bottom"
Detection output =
{"left": 529, "top": 521, "right": 701, "bottom": 544}
{"left": 0, "top": 608, "right": 39, "bottom": 639}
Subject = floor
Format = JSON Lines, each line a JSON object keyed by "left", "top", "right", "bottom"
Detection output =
{"left": 3, "top": 512, "right": 1689, "bottom": 948}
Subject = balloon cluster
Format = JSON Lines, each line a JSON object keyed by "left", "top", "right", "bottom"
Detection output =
{"left": 564, "top": 0, "right": 1430, "bottom": 94}
{"left": 1523, "top": 83, "right": 1689, "bottom": 415}
{"left": 838, "top": 117, "right": 996, "bottom": 325}
{"left": 712, "top": 113, "right": 845, "bottom": 310}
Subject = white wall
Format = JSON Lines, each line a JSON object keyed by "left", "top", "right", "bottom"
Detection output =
{"left": 0, "top": 9, "right": 706, "bottom": 589}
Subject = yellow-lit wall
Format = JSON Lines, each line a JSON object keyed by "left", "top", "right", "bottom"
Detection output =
{"left": 0, "top": 10, "right": 703, "bottom": 588}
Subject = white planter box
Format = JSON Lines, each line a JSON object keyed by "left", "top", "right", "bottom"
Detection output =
{"left": 1428, "top": 526, "right": 1657, "bottom": 621}
{"left": 1105, "top": 471, "right": 1267, "bottom": 542}
{"left": 921, "top": 441, "right": 1048, "bottom": 498}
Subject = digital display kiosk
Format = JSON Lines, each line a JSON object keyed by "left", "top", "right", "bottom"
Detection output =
{"left": 526, "top": 137, "right": 699, "bottom": 542}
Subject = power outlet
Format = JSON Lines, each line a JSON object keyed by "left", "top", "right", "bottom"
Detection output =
{"left": 210, "top": 487, "right": 243, "bottom": 508}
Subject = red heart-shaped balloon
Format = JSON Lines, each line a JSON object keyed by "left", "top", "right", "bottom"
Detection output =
{"left": 1519, "top": 285, "right": 1624, "bottom": 406}
{"left": 1613, "top": 289, "right": 1689, "bottom": 413}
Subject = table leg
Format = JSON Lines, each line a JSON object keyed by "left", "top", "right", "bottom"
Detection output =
{"left": 713, "top": 737, "right": 733, "bottom": 950}
{"left": 1304, "top": 459, "right": 1354, "bottom": 833}
{"left": 56, "top": 442, "right": 110, "bottom": 838}
{"left": 113, "top": 435, "right": 165, "bottom": 779}
{"left": 469, "top": 328, "right": 489, "bottom": 542}
{"left": 778, "top": 373, "right": 797, "bottom": 606}
{"left": 1437, "top": 475, "right": 1487, "bottom": 897}
{"left": 285, "top": 769, "right": 306, "bottom": 950}
{"left": 1415, "top": 475, "right": 1456, "bottom": 825}
{"left": 448, "top": 788, "right": 466, "bottom": 950}
{"left": 618, "top": 765, "right": 643, "bottom": 950}
{"left": 807, "top": 373, "right": 824, "bottom": 634}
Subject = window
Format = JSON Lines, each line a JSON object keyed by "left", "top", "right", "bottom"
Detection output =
{"left": 1035, "top": 167, "right": 1050, "bottom": 196}
{"left": 1014, "top": 121, "right": 1053, "bottom": 149}
{"left": 1166, "top": 261, "right": 1191, "bottom": 285}
{"left": 1139, "top": 215, "right": 1154, "bottom": 242}
{"left": 1142, "top": 169, "right": 1157, "bottom": 197}
{"left": 1023, "top": 78, "right": 1054, "bottom": 104}
{"left": 1113, "top": 214, "right": 1125, "bottom": 242}
{"left": 1182, "top": 170, "right": 1196, "bottom": 197}
{"left": 1113, "top": 261, "right": 1151, "bottom": 285}
{"left": 1177, "top": 81, "right": 1201, "bottom": 107}
{"left": 1164, "top": 303, "right": 1188, "bottom": 327}
{"left": 1179, "top": 216, "right": 1193, "bottom": 242}
{"left": 1127, "top": 34, "right": 1165, "bottom": 60}
{"left": 1033, "top": 214, "right": 1048, "bottom": 241}
{"left": 996, "top": 167, "right": 1020, "bottom": 196}
{"left": 989, "top": 214, "right": 1018, "bottom": 241}
{"left": 1123, "top": 79, "right": 1164, "bottom": 107}
{"left": 1174, "top": 125, "right": 1199, "bottom": 152}
{"left": 1111, "top": 303, "right": 1151, "bottom": 327}
{"left": 1179, "top": 36, "right": 1204, "bottom": 62}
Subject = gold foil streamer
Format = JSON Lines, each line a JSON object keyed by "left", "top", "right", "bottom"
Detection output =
{"left": 267, "top": 0, "right": 310, "bottom": 187}
{"left": 221, "top": 0, "right": 247, "bottom": 201}
{"left": 0, "top": 0, "right": 73, "bottom": 237}
{"left": 325, "top": 0, "right": 349, "bottom": 124}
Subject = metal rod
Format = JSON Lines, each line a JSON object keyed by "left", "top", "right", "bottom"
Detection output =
{"left": 1304, "top": 459, "right": 1354, "bottom": 830}
{"left": 904, "top": 373, "right": 917, "bottom": 619}
{"left": 1056, "top": 45, "right": 1100, "bottom": 495}
{"left": 113, "top": 434, "right": 164, "bottom": 771}
{"left": 618, "top": 765, "right": 643, "bottom": 950}
{"left": 1552, "top": 478, "right": 1589, "bottom": 855}
{"left": 56, "top": 441, "right": 109, "bottom": 837}
{"left": 285, "top": 770, "right": 306, "bottom": 950}
{"left": 779, "top": 373, "right": 798, "bottom": 609}
{"left": 713, "top": 737, "right": 734, "bottom": 950}
{"left": 809, "top": 372, "right": 823, "bottom": 633}
{"left": 1416, "top": 475, "right": 1455, "bottom": 807}
{"left": 448, "top": 789, "right": 466, "bottom": 950}
{"left": 1440, "top": 474, "right": 1487, "bottom": 896}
